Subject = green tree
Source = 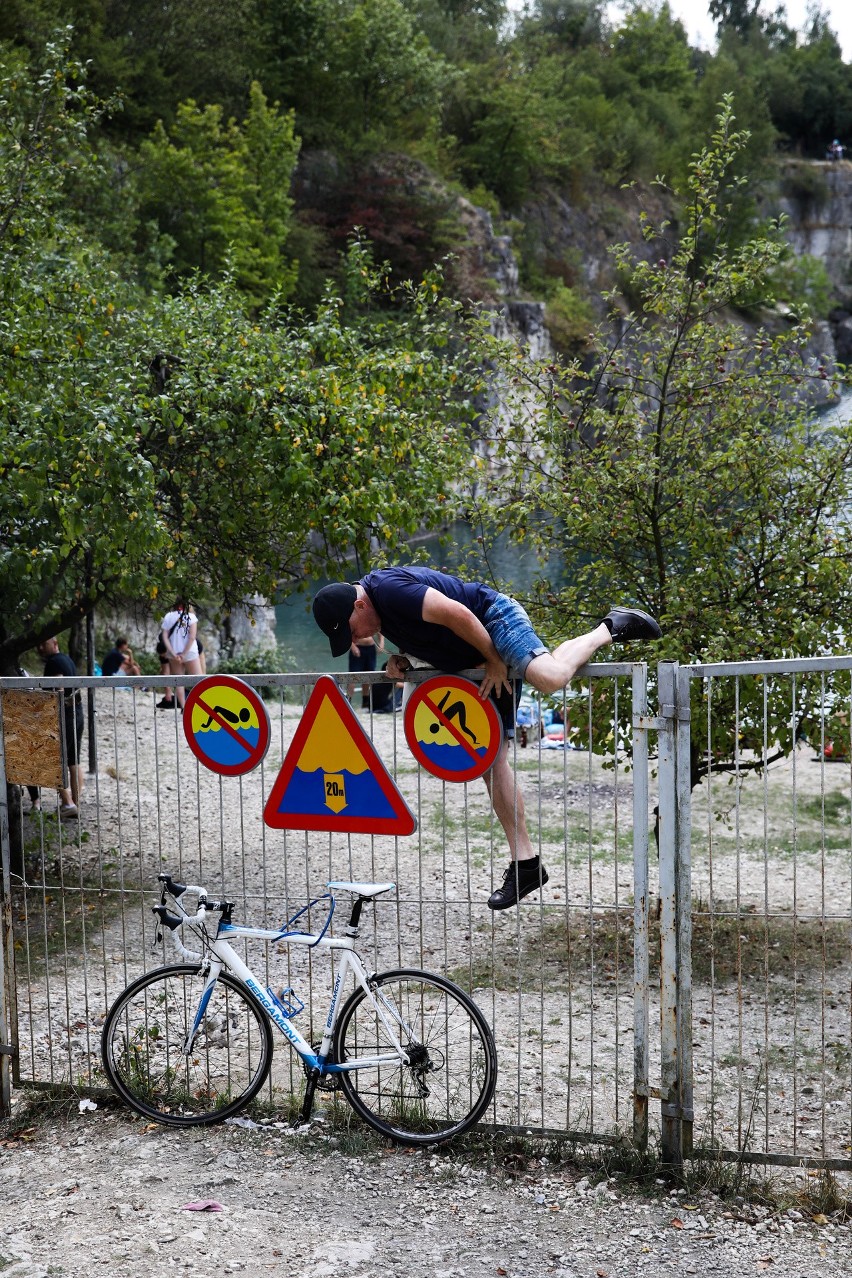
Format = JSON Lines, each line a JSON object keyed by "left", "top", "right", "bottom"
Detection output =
{"left": 321, "top": 0, "right": 452, "bottom": 142}
{"left": 136, "top": 84, "right": 300, "bottom": 305}
{"left": 68, "top": 0, "right": 267, "bottom": 138}
{"left": 0, "top": 39, "right": 500, "bottom": 676}
{"left": 485, "top": 99, "right": 852, "bottom": 780}
{"left": 405, "top": 0, "right": 506, "bottom": 61}
{"left": 762, "top": 18, "right": 852, "bottom": 155}
{"left": 708, "top": 0, "right": 763, "bottom": 39}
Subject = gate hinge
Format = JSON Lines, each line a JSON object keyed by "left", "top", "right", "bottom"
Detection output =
{"left": 635, "top": 1082, "right": 664, "bottom": 1099}
{"left": 636, "top": 1083, "right": 694, "bottom": 1122}
{"left": 661, "top": 1100, "right": 695, "bottom": 1122}
{"left": 633, "top": 714, "right": 666, "bottom": 731}
{"left": 660, "top": 702, "right": 691, "bottom": 723}
{"left": 633, "top": 705, "right": 691, "bottom": 730}
{"left": 0, "top": 1042, "right": 17, "bottom": 1058}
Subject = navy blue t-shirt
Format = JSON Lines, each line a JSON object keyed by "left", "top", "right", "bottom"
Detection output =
{"left": 360, "top": 567, "right": 498, "bottom": 671}
{"left": 101, "top": 647, "right": 126, "bottom": 676}
{"left": 43, "top": 651, "right": 77, "bottom": 678}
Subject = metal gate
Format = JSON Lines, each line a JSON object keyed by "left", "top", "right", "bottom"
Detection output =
{"left": 2, "top": 659, "right": 849, "bottom": 1169}
{"left": 669, "top": 656, "right": 852, "bottom": 1173}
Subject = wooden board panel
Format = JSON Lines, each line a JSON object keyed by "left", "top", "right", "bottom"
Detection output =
{"left": 1, "top": 691, "right": 64, "bottom": 787}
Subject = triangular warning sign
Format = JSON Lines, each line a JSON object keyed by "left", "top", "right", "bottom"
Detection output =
{"left": 263, "top": 676, "right": 417, "bottom": 835}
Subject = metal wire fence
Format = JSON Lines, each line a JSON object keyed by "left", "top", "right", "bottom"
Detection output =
{"left": 0, "top": 666, "right": 651, "bottom": 1145}
{"left": 684, "top": 658, "right": 852, "bottom": 1170}
{"left": 4, "top": 657, "right": 850, "bottom": 1171}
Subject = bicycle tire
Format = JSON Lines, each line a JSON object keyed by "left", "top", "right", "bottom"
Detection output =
{"left": 333, "top": 967, "right": 497, "bottom": 1145}
{"left": 101, "top": 964, "right": 274, "bottom": 1126}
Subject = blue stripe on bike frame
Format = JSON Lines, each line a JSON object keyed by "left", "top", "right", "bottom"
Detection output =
{"left": 316, "top": 1054, "right": 346, "bottom": 1075}
{"left": 217, "top": 922, "right": 316, "bottom": 943}
{"left": 191, "top": 983, "right": 215, "bottom": 1035}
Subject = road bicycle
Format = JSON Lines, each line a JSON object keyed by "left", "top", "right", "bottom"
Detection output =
{"left": 100, "top": 873, "right": 498, "bottom": 1145}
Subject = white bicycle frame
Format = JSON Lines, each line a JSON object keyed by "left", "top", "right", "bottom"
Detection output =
{"left": 161, "top": 887, "right": 413, "bottom": 1078}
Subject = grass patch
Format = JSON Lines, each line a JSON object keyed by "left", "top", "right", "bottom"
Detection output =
{"left": 703, "top": 827, "right": 852, "bottom": 858}
{"left": 798, "top": 789, "right": 852, "bottom": 824}
{"left": 448, "top": 906, "right": 851, "bottom": 994}
{"left": 427, "top": 802, "right": 632, "bottom": 865}
{"left": 10, "top": 847, "right": 134, "bottom": 973}
{"left": 693, "top": 763, "right": 852, "bottom": 860}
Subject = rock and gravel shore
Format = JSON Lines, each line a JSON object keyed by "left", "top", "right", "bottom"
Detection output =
{"left": 0, "top": 1104, "right": 849, "bottom": 1278}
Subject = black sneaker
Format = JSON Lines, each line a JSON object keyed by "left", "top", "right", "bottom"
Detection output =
{"left": 488, "top": 860, "right": 549, "bottom": 910}
{"left": 156, "top": 697, "right": 175, "bottom": 710}
{"left": 603, "top": 606, "right": 661, "bottom": 642}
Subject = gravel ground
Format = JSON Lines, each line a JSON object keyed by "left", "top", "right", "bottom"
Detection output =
{"left": 0, "top": 1103, "right": 850, "bottom": 1278}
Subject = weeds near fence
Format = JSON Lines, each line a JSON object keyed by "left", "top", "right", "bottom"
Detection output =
{"left": 4, "top": 1087, "right": 850, "bottom": 1220}
{"left": 9, "top": 844, "right": 137, "bottom": 973}
{"left": 449, "top": 906, "right": 848, "bottom": 995}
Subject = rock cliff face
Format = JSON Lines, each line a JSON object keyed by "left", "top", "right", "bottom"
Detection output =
{"left": 472, "top": 164, "right": 844, "bottom": 405}
{"left": 774, "top": 160, "right": 852, "bottom": 305}
{"left": 100, "top": 598, "right": 278, "bottom": 670}
{"left": 772, "top": 158, "right": 852, "bottom": 365}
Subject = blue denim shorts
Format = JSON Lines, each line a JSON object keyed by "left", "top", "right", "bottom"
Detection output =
{"left": 483, "top": 593, "right": 550, "bottom": 679}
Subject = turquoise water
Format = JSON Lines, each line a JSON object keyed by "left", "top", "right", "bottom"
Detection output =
{"left": 275, "top": 523, "right": 565, "bottom": 675}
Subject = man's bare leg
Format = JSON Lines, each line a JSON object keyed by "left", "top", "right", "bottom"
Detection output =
{"left": 482, "top": 746, "right": 536, "bottom": 861}
{"left": 523, "top": 623, "right": 612, "bottom": 695}
{"left": 484, "top": 745, "right": 549, "bottom": 909}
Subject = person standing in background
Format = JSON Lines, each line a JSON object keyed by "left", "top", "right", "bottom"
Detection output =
{"left": 159, "top": 598, "right": 202, "bottom": 708}
{"left": 102, "top": 637, "right": 141, "bottom": 677}
{"left": 37, "top": 636, "right": 84, "bottom": 819}
{"left": 348, "top": 634, "right": 382, "bottom": 708}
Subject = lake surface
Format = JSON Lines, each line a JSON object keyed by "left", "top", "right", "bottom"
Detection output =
{"left": 275, "top": 523, "right": 564, "bottom": 674}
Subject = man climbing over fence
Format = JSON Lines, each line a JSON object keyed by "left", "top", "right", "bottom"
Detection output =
{"left": 313, "top": 566, "right": 661, "bottom": 909}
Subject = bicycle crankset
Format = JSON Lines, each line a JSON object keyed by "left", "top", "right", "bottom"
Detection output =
{"left": 303, "top": 1046, "right": 340, "bottom": 1092}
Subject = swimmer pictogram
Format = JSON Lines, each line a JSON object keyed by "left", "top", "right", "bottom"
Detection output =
{"left": 182, "top": 676, "right": 271, "bottom": 777}
{"left": 404, "top": 675, "right": 503, "bottom": 783}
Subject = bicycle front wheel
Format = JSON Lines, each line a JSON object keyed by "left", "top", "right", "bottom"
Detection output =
{"left": 333, "top": 968, "right": 497, "bottom": 1145}
{"left": 101, "top": 964, "right": 274, "bottom": 1126}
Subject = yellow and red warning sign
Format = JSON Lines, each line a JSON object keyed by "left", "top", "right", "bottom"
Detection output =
{"left": 404, "top": 675, "right": 503, "bottom": 782}
{"left": 183, "top": 676, "right": 271, "bottom": 777}
{"left": 263, "top": 677, "right": 416, "bottom": 835}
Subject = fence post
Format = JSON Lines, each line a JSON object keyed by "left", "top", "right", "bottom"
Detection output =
{"left": 657, "top": 661, "right": 693, "bottom": 1168}
{"left": 0, "top": 697, "right": 14, "bottom": 1118}
{"left": 631, "top": 663, "right": 650, "bottom": 1150}
{"left": 675, "top": 665, "right": 694, "bottom": 1159}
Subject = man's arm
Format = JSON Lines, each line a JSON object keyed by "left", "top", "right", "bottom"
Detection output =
{"left": 421, "top": 587, "right": 511, "bottom": 699}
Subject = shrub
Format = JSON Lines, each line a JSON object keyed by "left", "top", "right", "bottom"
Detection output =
{"left": 781, "top": 163, "right": 829, "bottom": 217}
{"left": 544, "top": 283, "right": 595, "bottom": 354}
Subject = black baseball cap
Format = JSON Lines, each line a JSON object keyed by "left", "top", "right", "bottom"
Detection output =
{"left": 312, "top": 583, "right": 357, "bottom": 658}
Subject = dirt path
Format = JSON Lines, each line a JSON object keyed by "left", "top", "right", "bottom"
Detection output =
{"left": 0, "top": 1104, "right": 849, "bottom": 1278}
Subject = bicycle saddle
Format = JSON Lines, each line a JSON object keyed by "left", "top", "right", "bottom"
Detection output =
{"left": 326, "top": 880, "right": 395, "bottom": 898}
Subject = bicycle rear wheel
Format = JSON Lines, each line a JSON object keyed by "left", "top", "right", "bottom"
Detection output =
{"left": 333, "top": 968, "right": 497, "bottom": 1145}
{"left": 101, "top": 964, "right": 274, "bottom": 1126}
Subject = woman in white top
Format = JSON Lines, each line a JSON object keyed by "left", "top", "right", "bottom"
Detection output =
{"left": 160, "top": 598, "right": 202, "bottom": 707}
